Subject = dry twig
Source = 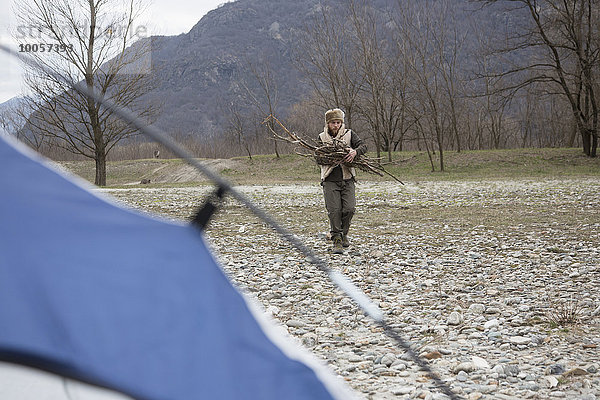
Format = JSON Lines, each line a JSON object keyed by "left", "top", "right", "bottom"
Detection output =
{"left": 263, "top": 115, "right": 404, "bottom": 184}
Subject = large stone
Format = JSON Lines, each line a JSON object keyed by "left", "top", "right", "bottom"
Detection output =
{"left": 585, "top": 364, "right": 598, "bottom": 374}
{"left": 391, "top": 386, "right": 415, "bottom": 396}
{"left": 348, "top": 354, "right": 362, "bottom": 363}
{"left": 456, "top": 370, "right": 469, "bottom": 382}
{"left": 492, "top": 364, "right": 505, "bottom": 375}
{"left": 472, "top": 356, "right": 490, "bottom": 370}
{"left": 448, "top": 311, "right": 463, "bottom": 326}
{"left": 301, "top": 332, "right": 317, "bottom": 347}
{"left": 504, "top": 365, "right": 520, "bottom": 377}
{"left": 286, "top": 319, "right": 306, "bottom": 328}
{"left": 549, "top": 391, "right": 566, "bottom": 398}
{"left": 546, "top": 364, "right": 566, "bottom": 375}
{"left": 369, "top": 249, "right": 384, "bottom": 258}
{"left": 315, "top": 327, "right": 330, "bottom": 336}
{"left": 380, "top": 353, "right": 396, "bottom": 367}
{"left": 391, "top": 362, "right": 407, "bottom": 372}
{"left": 509, "top": 336, "right": 531, "bottom": 345}
{"left": 454, "top": 362, "right": 475, "bottom": 374}
{"left": 468, "top": 303, "right": 486, "bottom": 314}
{"left": 543, "top": 376, "right": 559, "bottom": 388}
{"left": 484, "top": 319, "right": 500, "bottom": 330}
{"left": 266, "top": 305, "right": 280, "bottom": 316}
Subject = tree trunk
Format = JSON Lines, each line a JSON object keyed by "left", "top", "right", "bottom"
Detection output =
{"left": 268, "top": 120, "right": 280, "bottom": 158}
{"left": 566, "top": 118, "right": 577, "bottom": 147}
{"left": 95, "top": 151, "right": 107, "bottom": 186}
{"left": 581, "top": 128, "right": 591, "bottom": 156}
{"left": 273, "top": 138, "right": 280, "bottom": 158}
{"left": 451, "top": 103, "right": 461, "bottom": 153}
{"left": 423, "top": 136, "right": 435, "bottom": 172}
{"left": 437, "top": 138, "right": 444, "bottom": 172}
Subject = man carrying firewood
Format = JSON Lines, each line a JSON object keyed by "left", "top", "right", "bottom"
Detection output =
{"left": 317, "top": 108, "right": 367, "bottom": 254}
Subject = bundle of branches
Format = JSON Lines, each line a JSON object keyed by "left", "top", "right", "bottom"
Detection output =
{"left": 264, "top": 115, "right": 404, "bottom": 184}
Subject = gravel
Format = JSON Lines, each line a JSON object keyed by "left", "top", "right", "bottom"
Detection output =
{"left": 102, "top": 178, "right": 600, "bottom": 399}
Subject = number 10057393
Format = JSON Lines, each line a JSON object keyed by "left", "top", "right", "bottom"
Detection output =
{"left": 19, "top": 43, "right": 74, "bottom": 53}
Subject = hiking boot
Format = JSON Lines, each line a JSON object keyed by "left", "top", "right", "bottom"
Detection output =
{"left": 332, "top": 237, "right": 344, "bottom": 254}
{"left": 342, "top": 235, "right": 350, "bottom": 248}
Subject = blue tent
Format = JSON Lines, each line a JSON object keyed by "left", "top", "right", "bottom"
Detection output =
{"left": 0, "top": 135, "right": 356, "bottom": 400}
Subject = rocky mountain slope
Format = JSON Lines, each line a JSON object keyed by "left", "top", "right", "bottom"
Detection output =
{"left": 0, "top": 96, "right": 26, "bottom": 136}
{"left": 146, "top": 0, "right": 320, "bottom": 137}
{"left": 4, "top": 0, "right": 523, "bottom": 145}
{"left": 143, "top": 0, "right": 516, "bottom": 139}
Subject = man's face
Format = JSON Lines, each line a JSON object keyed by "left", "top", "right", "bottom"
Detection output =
{"left": 327, "top": 119, "right": 343, "bottom": 135}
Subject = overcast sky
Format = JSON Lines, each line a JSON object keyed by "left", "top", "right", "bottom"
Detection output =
{"left": 0, "top": 0, "right": 231, "bottom": 103}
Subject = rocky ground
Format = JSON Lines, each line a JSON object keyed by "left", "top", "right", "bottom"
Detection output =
{"left": 102, "top": 178, "right": 600, "bottom": 400}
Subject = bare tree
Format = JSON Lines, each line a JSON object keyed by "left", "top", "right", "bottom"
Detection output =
{"left": 224, "top": 102, "right": 252, "bottom": 159}
{"left": 14, "top": 0, "right": 156, "bottom": 185}
{"left": 479, "top": 0, "right": 599, "bottom": 157}
{"left": 286, "top": 97, "right": 323, "bottom": 139}
{"left": 295, "top": 3, "right": 365, "bottom": 127}
{"left": 0, "top": 99, "right": 44, "bottom": 148}
{"left": 470, "top": 23, "right": 518, "bottom": 150}
{"left": 348, "top": 1, "right": 413, "bottom": 161}
{"left": 398, "top": 0, "right": 467, "bottom": 171}
{"left": 513, "top": 82, "right": 572, "bottom": 148}
{"left": 242, "top": 57, "right": 282, "bottom": 158}
{"left": 436, "top": 12, "right": 470, "bottom": 153}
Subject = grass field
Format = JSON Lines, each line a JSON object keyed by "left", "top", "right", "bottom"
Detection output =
{"left": 61, "top": 147, "right": 600, "bottom": 187}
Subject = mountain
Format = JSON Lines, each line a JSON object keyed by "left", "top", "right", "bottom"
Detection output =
{"left": 0, "top": 96, "right": 28, "bottom": 136}
{"left": 146, "top": 0, "right": 321, "bottom": 138}
{"left": 13, "top": 0, "right": 524, "bottom": 152}
{"left": 144, "top": 0, "right": 520, "bottom": 141}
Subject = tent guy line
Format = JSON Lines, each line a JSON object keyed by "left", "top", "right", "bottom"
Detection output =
{"left": 0, "top": 43, "right": 461, "bottom": 400}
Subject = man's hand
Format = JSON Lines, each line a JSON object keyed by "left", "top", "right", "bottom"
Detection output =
{"left": 344, "top": 148, "right": 357, "bottom": 163}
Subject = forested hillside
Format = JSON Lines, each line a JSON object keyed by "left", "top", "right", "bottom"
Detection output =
{"left": 139, "top": 0, "right": 518, "bottom": 150}
{"left": 10, "top": 0, "right": 599, "bottom": 163}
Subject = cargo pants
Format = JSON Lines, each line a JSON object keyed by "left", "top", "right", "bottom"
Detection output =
{"left": 322, "top": 179, "right": 356, "bottom": 241}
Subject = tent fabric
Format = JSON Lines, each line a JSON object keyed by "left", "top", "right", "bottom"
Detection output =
{"left": 0, "top": 135, "right": 356, "bottom": 400}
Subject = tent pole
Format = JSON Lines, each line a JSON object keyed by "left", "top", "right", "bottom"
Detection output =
{"left": 0, "top": 44, "right": 461, "bottom": 400}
